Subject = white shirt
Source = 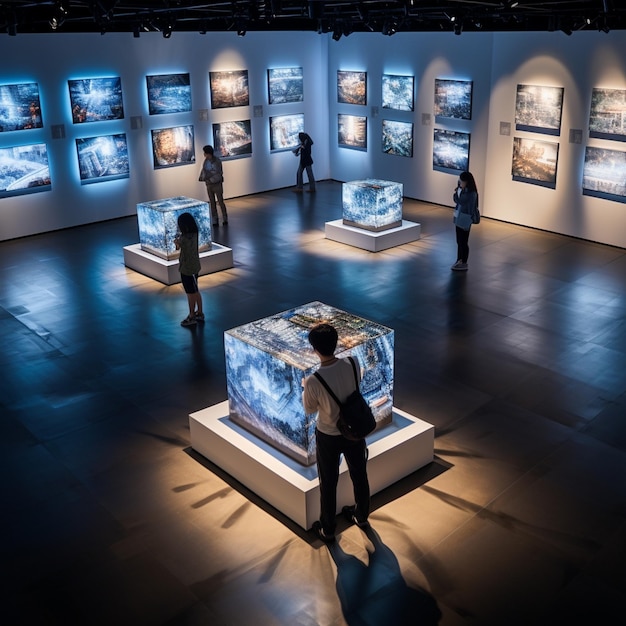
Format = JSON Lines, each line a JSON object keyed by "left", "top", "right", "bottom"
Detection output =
{"left": 302, "top": 357, "right": 361, "bottom": 436}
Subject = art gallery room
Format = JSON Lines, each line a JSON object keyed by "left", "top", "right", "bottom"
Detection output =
{"left": 2, "top": 1, "right": 626, "bottom": 624}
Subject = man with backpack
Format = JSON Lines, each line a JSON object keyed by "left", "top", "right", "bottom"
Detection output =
{"left": 302, "top": 323, "right": 371, "bottom": 543}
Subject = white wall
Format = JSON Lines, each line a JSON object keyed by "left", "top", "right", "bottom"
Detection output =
{"left": 0, "top": 32, "right": 328, "bottom": 241}
{"left": 2, "top": 30, "right": 626, "bottom": 248}
{"left": 484, "top": 31, "right": 626, "bottom": 248}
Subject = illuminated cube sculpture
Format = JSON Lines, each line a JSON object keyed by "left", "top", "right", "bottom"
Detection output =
{"left": 137, "top": 196, "right": 212, "bottom": 260}
{"left": 224, "top": 301, "right": 394, "bottom": 466}
{"left": 342, "top": 179, "right": 403, "bottom": 232}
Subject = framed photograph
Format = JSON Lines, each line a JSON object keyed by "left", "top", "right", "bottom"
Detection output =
{"left": 0, "top": 143, "right": 50, "bottom": 197}
{"left": 76, "top": 133, "right": 129, "bottom": 184}
{"left": 68, "top": 77, "right": 124, "bottom": 124}
{"left": 267, "top": 67, "right": 304, "bottom": 105}
{"left": 382, "top": 74, "right": 414, "bottom": 112}
{"left": 151, "top": 124, "right": 195, "bottom": 169}
{"left": 269, "top": 113, "right": 304, "bottom": 152}
{"left": 589, "top": 88, "right": 626, "bottom": 141}
{"left": 583, "top": 146, "right": 626, "bottom": 200}
{"left": 0, "top": 83, "right": 43, "bottom": 132}
{"left": 209, "top": 70, "right": 249, "bottom": 109}
{"left": 338, "top": 113, "right": 367, "bottom": 150}
{"left": 337, "top": 70, "right": 367, "bottom": 106}
{"left": 212, "top": 120, "right": 252, "bottom": 159}
{"left": 382, "top": 120, "right": 413, "bottom": 157}
{"left": 146, "top": 73, "right": 191, "bottom": 115}
{"left": 432, "top": 129, "right": 470, "bottom": 172}
{"left": 512, "top": 137, "right": 559, "bottom": 187}
{"left": 434, "top": 79, "right": 473, "bottom": 120}
{"left": 515, "top": 84, "right": 564, "bottom": 135}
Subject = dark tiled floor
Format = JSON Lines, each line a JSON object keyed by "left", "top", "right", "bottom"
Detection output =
{"left": 2, "top": 181, "right": 626, "bottom": 625}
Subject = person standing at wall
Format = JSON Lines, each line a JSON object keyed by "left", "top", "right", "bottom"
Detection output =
{"left": 451, "top": 170, "right": 479, "bottom": 271}
{"left": 174, "top": 212, "right": 203, "bottom": 327}
{"left": 292, "top": 132, "right": 316, "bottom": 193}
{"left": 199, "top": 145, "right": 228, "bottom": 227}
{"left": 302, "top": 323, "right": 370, "bottom": 544}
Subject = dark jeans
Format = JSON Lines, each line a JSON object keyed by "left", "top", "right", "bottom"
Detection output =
{"left": 316, "top": 429, "right": 370, "bottom": 533}
{"left": 455, "top": 226, "right": 470, "bottom": 263}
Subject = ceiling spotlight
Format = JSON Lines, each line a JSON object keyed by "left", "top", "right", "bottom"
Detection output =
{"left": 163, "top": 23, "right": 173, "bottom": 38}
{"left": 382, "top": 18, "right": 398, "bottom": 36}
{"left": 133, "top": 25, "right": 140, "bottom": 38}
{"left": 49, "top": 1, "right": 67, "bottom": 30}
{"left": 332, "top": 22, "right": 342, "bottom": 41}
{"left": 454, "top": 21, "right": 463, "bottom": 35}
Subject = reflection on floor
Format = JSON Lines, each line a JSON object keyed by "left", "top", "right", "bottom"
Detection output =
{"left": 2, "top": 181, "right": 626, "bottom": 625}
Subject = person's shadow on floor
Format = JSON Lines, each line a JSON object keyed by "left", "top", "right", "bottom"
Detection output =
{"left": 329, "top": 525, "right": 441, "bottom": 626}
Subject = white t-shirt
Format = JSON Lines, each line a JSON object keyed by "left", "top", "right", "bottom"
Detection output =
{"left": 302, "top": 357, "right": 361, "bottom": 436}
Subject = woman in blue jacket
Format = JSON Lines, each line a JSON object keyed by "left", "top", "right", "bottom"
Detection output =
{"left": 451, "top": 170, "right": 478, "bottom": 271}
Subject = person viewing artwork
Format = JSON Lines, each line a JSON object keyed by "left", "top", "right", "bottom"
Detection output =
{"left": 292, "top": 132, "right": 316, "bottom": 193}
{"left": 199, "top": 145, "right": 228, "bottom": 227}
{"left": 451, "top": 170, "right": 479, "bottom": 271}
{"left": 302, "top": 323, "right": 370, "bottom": 544}
{"left": 174, "top": 212, "right": 204, "bottom": 327}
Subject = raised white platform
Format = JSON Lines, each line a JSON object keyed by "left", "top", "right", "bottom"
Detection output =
{"left": 189, "top": 401, "right": 434, "bottom": 530}
{"left": 325, "top": 219, "right": 421, "bottom": 252}
{"left": 123, "top": 242, "right": 233, "bottom": 285}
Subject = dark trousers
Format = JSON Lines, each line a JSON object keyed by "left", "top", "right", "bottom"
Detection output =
{"left": 316, "top": 429, "right": 370, "bottom": 533}
{"left": 455, "top": 226, "right": 470, "bottom": 263}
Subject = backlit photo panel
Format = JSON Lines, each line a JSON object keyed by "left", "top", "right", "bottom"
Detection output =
{"left": 382, "top": 120, "right": 413, "bottom": 157}
{"left": 213, "top": 120, "right": 252, "bottom": 159}
{"left": 381, "top": 74, "right": 414, "bottom": 112}
{"left": 209, "top": 70, "right": 249, "bottom": 109}
{"left": 0, "top": 83, "right": 43, "bottom": 131}
{"left": 434, "top": 79, "right": 473, "bottom": 120}
{"left": 146, "top": 73, "right": 192, "bottom": 115}
{"left": 512, "top": 137, "right": 559, "bottom": 186}
{"left": 68, "top": 77, "right": 124, "bottom": 123}
{"left": 267, "top": 67, "right": 304, "bottom": 105}
{"left": 76, "top": 133, "right": 129, "bottom": 184}
{"left": 515, "top": 84, "right": 563, "bottom": 135}
{"left": 338, "top": 114, "right": 367, "bottom": 150}
{"left": 151, "top": 125, "right": 195, "bottom": 169}
{"left": 583, "top": 146, "right": 626, "bottom": 198}
{"left": 589, "top": 88, "right": 626, "bottom": 141}
{"left": 432, "top": 129, "right": 470, "bottom": 172}
{"left": 269, "top": 113, "right": 304, "bottom": 152}
{"left": 337, "top": 70, "right": 367, "bottom": 105}
{"left": 0, "top": 143, "right": 50, "bottom": 197}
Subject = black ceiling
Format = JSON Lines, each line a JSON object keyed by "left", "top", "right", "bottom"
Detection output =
{"left": 1, "top": 1, "right": 624, "bottom": 37}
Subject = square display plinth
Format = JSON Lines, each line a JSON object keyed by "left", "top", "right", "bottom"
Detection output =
{"left": 342, "top": 179, "right": 403, "bottom": 232}
{"left": 123, "top": 242, "right": 233, "bottom": 285}
{"left": 137, "top": 196, "right": 213, "bottom": 260}
{"left": 325, "top": 219, "right": 421, "bottom": 252}
{"left": 189, "top": 401, "right": 434, "bottom": 530}
{"left": 224, "top": 302, "right": 394, "bottom": 466}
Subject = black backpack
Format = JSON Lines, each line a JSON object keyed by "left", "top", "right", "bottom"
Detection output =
{"left": 314, "top": 357, "right": 376, "bottom": 441}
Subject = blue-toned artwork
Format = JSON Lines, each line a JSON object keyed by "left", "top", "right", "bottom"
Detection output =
{"left": 583, "top": 146, "right": 626, "bottom": 199}
{"left": 434, "top": 79, "right": 473, "bottom": 120}
{"left": 433, "top": 129, "right": 470, "bottom": 172}
{"left": 267, "top": 67, "right": 304, "bottom": 105}
{"left": 382, "top": 120, "right": 413, "bottom": 157}
{"left": 225, "top": 302, "right": 394, "bottom": 466}
{"left": 76, "top": 133, "right": 129, "bottom": 184}
{"left": 0, "top": 143, "right": 50, "bottom": 197}
{"left": 146, "top": 73, "right": 192, "bottom": 115}
{"left": 0, "top": 82, "right": 43, "bottom": 132}
{"left": 342, "top": 179, "right": 403, "bottom": 232}
{"left": 137, "top": 196, "right": 212, "bottom": 260}
{"left": 68, "top": 77, "right": 124, "bottom": 124}
{"left": 382, "top": 74, "right": 414, "bottom": 112}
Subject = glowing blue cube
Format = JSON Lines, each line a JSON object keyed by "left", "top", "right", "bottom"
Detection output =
{"left": 342, "top": 179, "right": 403, "bottom": 231}
{"left": 224, "top": 302, "right": 394, "bottom": 466}
{"left": 137, "top": 196, "right": 212, "bottom": 260}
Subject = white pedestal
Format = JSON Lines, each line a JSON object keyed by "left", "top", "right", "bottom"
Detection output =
{"left": 189, "top": 401, "right": 434, "bottom": 530}
{"left": 123, "top": 243, "right": 233, "bottom": 285}
{"left": 325, "top": 219, "right": 421, "bottom": 252}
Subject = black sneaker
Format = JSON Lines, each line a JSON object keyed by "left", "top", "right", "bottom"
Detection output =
{"left": 180, "top": 316, "right": 197, "bottom": 327}
{"left": 342, "top": 505, "right": 369, "bottom": 529}
{"left": 195, "top": 312, "right": 205, "bottom": 323}
{"left": 312, "top": 521, "right": 335, "bottom": 544}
